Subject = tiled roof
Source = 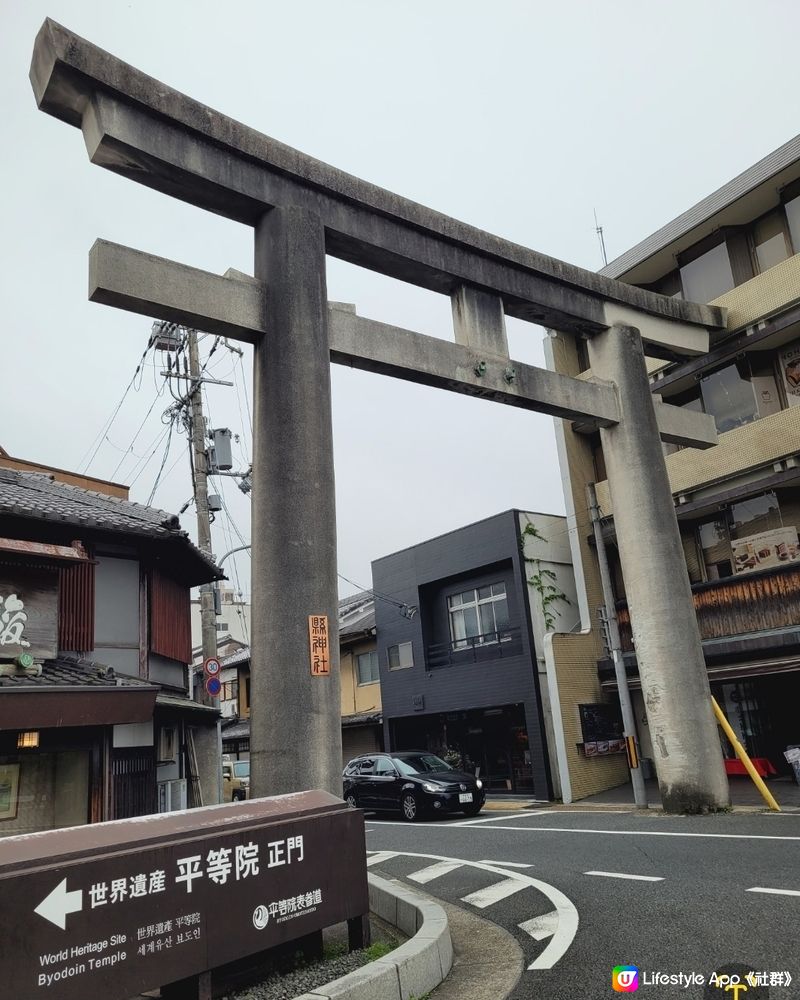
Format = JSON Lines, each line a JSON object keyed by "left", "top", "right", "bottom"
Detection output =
{"left": 0, "top": 654, "right": 155, "bottom": 689}
{"left": 342, "top": 710, "right": 382, "bottom": 727}
{"left": 0, "top": 469, "right": 221, "bottom": 579}
{"left": 221, "top": 718, "right": 250, "bottom": 740}
{"left": 221, "top": 647, "right": 251, "bottom": 668}
{"left": 338, "top": 590, "right": 376, "bottom": 636}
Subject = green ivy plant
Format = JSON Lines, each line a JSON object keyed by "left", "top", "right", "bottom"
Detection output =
{"left": 520, "top": 520, "right": 570, "bottom": 631}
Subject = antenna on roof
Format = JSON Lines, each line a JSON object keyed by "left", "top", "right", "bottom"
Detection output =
{"left": 594, "top": 208, "right": 608, "bottom": 268}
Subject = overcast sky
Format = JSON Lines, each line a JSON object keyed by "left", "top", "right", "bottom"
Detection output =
{"left": 2, "top": 1, "right": 798, "bottom": 599}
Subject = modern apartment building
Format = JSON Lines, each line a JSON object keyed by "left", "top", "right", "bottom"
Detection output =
{"left": 373, "top": 510, "right": 578, "bottom": 799}
{"left": 546, "top": 133, "right": 800, "bottom": 801}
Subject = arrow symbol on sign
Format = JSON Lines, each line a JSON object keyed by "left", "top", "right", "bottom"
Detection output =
{"left": 35, "top": 878, "right": 83, "bottom": 930}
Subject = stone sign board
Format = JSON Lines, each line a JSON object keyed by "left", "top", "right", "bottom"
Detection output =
{"left": 0, "top": 791, "right": 367, "bottom": 999}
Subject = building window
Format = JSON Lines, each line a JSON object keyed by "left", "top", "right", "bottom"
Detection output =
{"left": 697, "top": 492, "right": 785, "bottom": 579}
{"left": 783, "top": 195, "right": 800, "bottom": 256}
{"left": 447, "top": 583, "right": 510, "bottom": 650}
{"left": 679, "top": 241, "right": 735, "bottom": 302}
{"left": 698, "top": 518, "right": 733, "bottom": 580}
{"left": 221, "top": 680, "right": 239, "bottom": 701}
{"left": 388, "top": 642, "right": 413, "bottom": 670}
{"left": 357, "top": 650, "right": 380, "bottom": 684}
{"left": 700, "top": 362, "right": 760, "bottom": 433}
{"left": 752, "top": 211, "right": 792, "bottom": 273}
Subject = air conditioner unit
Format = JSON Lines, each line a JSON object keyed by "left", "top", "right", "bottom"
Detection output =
{"left": 157, "top": 778, "right": 187, "bottom": 813}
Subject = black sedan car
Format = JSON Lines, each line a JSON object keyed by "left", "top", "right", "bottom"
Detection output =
{"left": 343, "top": 751, "right": 485, "bottom": 821}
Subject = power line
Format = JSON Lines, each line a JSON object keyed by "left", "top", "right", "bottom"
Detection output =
{"left": 337, "top": 571, "right": 417, "bottom": 620}
{"left": 109, "top": 379, "right": 168, "bottom": 481}
{"left": 146, "top": 416, "right": 176, "bottom": 505}
{"left": 79, "top": 335, "right": 156, "bottom": 473}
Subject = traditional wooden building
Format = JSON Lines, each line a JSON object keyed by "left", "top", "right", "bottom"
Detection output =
{"left": 0, "top": 465, "right": 223, "bottom": 836}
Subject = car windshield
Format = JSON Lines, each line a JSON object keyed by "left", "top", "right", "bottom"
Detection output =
{"left": 233, "top": 762, "right": 250, "bottom": 778}
{"left": 393, "top": 754, "right": 452, "bottom": 775}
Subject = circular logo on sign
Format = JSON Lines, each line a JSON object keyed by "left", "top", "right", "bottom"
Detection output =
{"left": 206, "top": 675, "right": 222, "bottom": 697}
{"left": 204, "top": 657, "right": 221, "bottom": 677}
{"left": 253, "top": 904, "right": 270, "bottom": 930}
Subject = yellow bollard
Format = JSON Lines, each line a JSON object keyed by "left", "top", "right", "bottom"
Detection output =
{"left": 711, "top": 697, "right": 781, "bottom": 812}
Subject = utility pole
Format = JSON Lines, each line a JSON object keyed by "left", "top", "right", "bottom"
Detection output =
{"left": 587, "top": 482, "right": 648, "bottom": 809}
{"left": 187, "top": 328, "right": 218, "bottom": 707}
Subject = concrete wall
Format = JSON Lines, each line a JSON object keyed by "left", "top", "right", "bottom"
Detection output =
{"left": 595, "top": 406, "right": 800, "bottom": 513}
{"left": 710, "top": 251, "right": 800, "bottom": 331}
{"left": 545, "top": 331, "right": 631, "bottom": 800}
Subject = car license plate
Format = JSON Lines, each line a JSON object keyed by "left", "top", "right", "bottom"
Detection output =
{"left": 459, "top": 792, "right": 473, "bottom": 804}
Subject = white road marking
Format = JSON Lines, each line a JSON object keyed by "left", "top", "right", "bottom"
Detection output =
{"left": 366, "top": 851, "right": 398, "bottom": 866}
{"left": 377, "top": 850, "right": 578, "bottom": 971}
{"left": 461, "top": 877, "right": 527, "bottom": 908}
{"left": 452, "top": 824, "right": 800, "bottom": 842}
{"left": 407, "top": 860, "right": 463, "bottom": 884}
{"left": 746, "top": 886, "right": 800, "bottom": 897}
{"left": 450, "top": 812, "right": 536, "bottom": 826}
{"left": 478, "top": 860, "right": 533, "bottom": 868}
{"left": 584, "top": 870, "right": 664, "bottom": 882}
{"left": 519, "top": 910, "right": 559, "bottom": 941}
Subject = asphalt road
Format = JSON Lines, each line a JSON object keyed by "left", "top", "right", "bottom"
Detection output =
{"left": 363, "top": 807, "right": 800, "bottom": 999}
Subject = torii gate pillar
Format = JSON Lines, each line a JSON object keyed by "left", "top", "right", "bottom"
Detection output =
{"left": 589, "top": 325, "right": 729, "bottom": 813}
{"left": 252, "top": 205, "right": 342, "bottom": 797}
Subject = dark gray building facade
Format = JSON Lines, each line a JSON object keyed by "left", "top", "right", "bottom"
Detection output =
{"left": 372, "top": 510, "right": 563, "bottom": 799}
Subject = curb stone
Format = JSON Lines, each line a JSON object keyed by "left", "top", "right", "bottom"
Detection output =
{"left": 293, "top": 874, "right": 452, "bottom": 1000}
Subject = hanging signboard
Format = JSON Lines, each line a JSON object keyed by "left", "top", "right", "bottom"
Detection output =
{"left": 779, "top": 338, "right": 800, "bottom": 407}
{"left": 1, "top": 791, "right": 368, "bottom": 1000}
{"left": 0, "top": 566, "right": 58, "bottom": 661}
{"left": 732, "top": 526, "right": 800, "bottom": 574}
{"left": 308, "top": 615, "right": 330, "bottom": 676}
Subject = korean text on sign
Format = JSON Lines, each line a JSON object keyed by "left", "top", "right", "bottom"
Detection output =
{"left": 308, "top": 615, "right": 330, "bottom": 676}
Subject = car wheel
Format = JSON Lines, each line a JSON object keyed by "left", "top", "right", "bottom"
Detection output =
{"left": 345, "top": 792, "right": 358, "bottom": 809}
{"left": 232, "top": 790, "right": 245, "bottom": 802}
{"left": 462, "top": 802, "right": 483, "bottom": 817}
{"left": 401, "top": 792, "right": 419, "bottom": 822}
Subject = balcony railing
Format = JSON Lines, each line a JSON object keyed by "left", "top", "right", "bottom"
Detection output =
{"left": 616, "top": 562, "right": 800, "bottom": 651}
{"left": 426, "top": 625, "right": 523, "bottom": 669}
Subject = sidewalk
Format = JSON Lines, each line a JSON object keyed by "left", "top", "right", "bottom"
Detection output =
{"left": 576, "top": 775, "right": 800, "bottom": 812}
{"left": 484, "top": 777, "right": 800, "bottom": 813}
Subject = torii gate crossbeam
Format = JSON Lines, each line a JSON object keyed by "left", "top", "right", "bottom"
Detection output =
{"left": 30, "top": 19, "right": 730, "bottom": 813}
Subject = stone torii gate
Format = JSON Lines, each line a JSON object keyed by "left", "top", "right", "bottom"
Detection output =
{"left": 31, "top": 19, "right": 730, "bottom": 813}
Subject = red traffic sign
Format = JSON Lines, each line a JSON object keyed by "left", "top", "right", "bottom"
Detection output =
{"left": 205, "top": 675, "right": 221, "bottom": 697}
{"left": 204, "top": 656, "right": 221, "bottom": 677}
